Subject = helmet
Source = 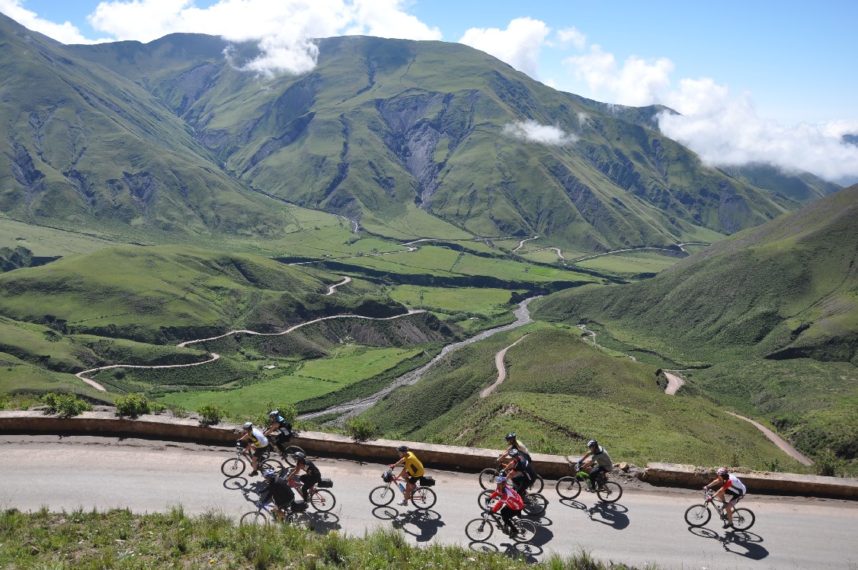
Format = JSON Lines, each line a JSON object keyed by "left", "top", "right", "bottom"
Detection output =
{"left": 508, "top": 448, "right": 519, "bottom": 457}
{"left": 717, "top": 467, "right": 729, "bottom": 477}
{"left": 397, "top": 445, "right": 408, "bottom": 453}
{"left": 243, "top": 422, "right": 253, "bottom": 430}
{"left": 495, "top": 475, "right": 507, "bottom": 484}
{"left": 268, "top": 410, "right": 279, "bottom": 418}
{"left": 505, "top": 432, "right": 516, "bottom": 441}
{"left": 587, "top": 439, "right": 598, "bottom": 449}
{"left": 294, "top": 451, "right": 306, "bottom": 461}
{"left": 262, "top": 468, "right": 277, "bottom": 480}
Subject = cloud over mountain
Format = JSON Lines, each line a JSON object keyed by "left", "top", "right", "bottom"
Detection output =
{"left": 503, "top": 120, "right": 577, "bottom": 146}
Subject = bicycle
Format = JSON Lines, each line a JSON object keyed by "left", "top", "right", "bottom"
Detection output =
{"left": 239, "top": 497, "right": 311, "bottom": 528}
{"left": 268, "top": 428, "right": 305, "bottom": 467}
{"left": 369, "top": 469, "right": 437, "bottom": 510}
{"left": 684, "top": 490, "right": 755, "bottom": 531}
{"left": 283, "top": 469, "right": 337, "bottom": 513}
{"left": 479, "top": 460, "right": 544, "bottom": 493}
{"left": 221, "top": 442, "right": 283, "bottom": 478}
{"left": 478, "top": 488, "right": 547, "bottom": 517}
{"left": 555, "top": 458, "right": 623, "bottom": 503}
{"left": 465, "top": 509, "right": 537, "bottom": 543}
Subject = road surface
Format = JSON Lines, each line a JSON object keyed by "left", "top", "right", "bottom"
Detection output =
{"left": 1, "top": 435, "right": 856, "bottom": 570}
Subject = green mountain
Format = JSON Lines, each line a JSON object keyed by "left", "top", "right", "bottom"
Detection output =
{"left": 1, "top": 13, "right": 818, "bottom": 252}
{"left": 722, "top": 163, "right": 841, "bottom": 203}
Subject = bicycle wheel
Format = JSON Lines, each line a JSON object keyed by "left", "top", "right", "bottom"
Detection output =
{"left": 261, "top": 458, "right": 283, "bottom": 473}
{"left": 555, "top": 476, "right": 582, "bottom": 499}
{"left": 477, "top": 489, "right": 493, "bottom": 509}
{"left": 529, "top": 474, "right": 544, "bottom": 494}
{"left": 310, "top": 489, "right": 336, "bottom": 513}
{"left": 731, "top": 508, "right": 755, "bottom": 531}
{"left": 684, "top": 504, "right": 711, "bottom": 527}
{"left": 512, "top": 518, "right": 537, "bottom": 543}
{"left": 596, "top": 481, "right": 623, "bottom": 503}
{"left": 411, "top": 487, "right": 437, "bottom": 510}
{"left": 479, "top": 468, "right": 498, "bottom": 490}
{"left": 221, "top": 457, "right": 245, "bottom": 478}
{"left": 465, "top": 517, "right": 494, "bottom": 542}
{"left": 369, "top": 485, "right": 395, "bottom": 506}
{"left": 283, "top": 446, "right": 304, "bottom": 467}
{"left": 523, "top": 493, "right": 547, "bottom": 516}
{"left": 239, "top": 511, "right": 268, "bottom": 526}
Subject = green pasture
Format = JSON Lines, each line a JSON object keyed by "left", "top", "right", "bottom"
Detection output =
{"left": 158, "top": 345, "right": 423, "bottom": 417}
{"left": 388, "top": 285, "right": 517, "bottom": 317}
{"left": 573, "top": 250, "right": 682, "bottom": 276}
{"left": 0, "top": 215, "right": 119, "bottom": 256}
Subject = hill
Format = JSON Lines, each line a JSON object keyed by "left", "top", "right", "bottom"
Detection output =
{"left": 532, "top": 186, "right": 858, "bottom": 467}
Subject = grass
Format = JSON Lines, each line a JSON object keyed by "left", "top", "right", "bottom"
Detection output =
{"left": 389, "top": 285, "right": 519, "bottom": 317}
{"left": 0, "top": 508, "right": 633, "bottom": 569}
{"left": 572, "top": 250, "right": 683, "bottom": 277}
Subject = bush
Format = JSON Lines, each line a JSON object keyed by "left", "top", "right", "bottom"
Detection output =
{"left": 41, "top": 392, "right": 91, "bottom": 418}
{"left": 816, "top": 449, "right": 843, "bottom": 477}
{"left": 198, "top": 404, "right": 224, "bottom": 426}
{"left": 255, "top": 402, "right": 298, "bottom": 427}
{"left": 344, "top": 416, "right": 378, "bottom": 442}
{"left": 114, "top": 393, "right": 151, "bottom": 418}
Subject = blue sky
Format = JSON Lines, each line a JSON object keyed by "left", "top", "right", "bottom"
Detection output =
{"left": 2, "top": 0, "right": 857, "bottom": 181}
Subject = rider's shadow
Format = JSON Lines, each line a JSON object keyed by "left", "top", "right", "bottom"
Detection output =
{"left": 558, "top": 498, "right": 588, "bottom": 511}
{"left": 587, "top": 502, "right": 630, "bottom": 530}
{"left": 501, "top": 542, "right": 542, "bottom": 562}
{"left": 306, "top": 512, "right": 342, "bottom": 534}
{"left": 529, "top": 523, "right": 554, "bottom": 548}
{"left": 391, "top": 509, "right": 446, "bottom": 543}
{"left": 224, "top": 476, "right": 248, "bottom": 490}
{"left": 687, "top": 527, "right": 769, "bottom": 561}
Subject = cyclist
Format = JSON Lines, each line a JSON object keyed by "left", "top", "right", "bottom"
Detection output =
{"left": 704, "top": 467, "right": 747, "bottom": 528}
{"left": 390, "top": 445, "right": 424, "bottom": 506}
{"left": 499, "top": 432, "right": 530, "bottom": 461}
{"left": 580, "top": 439, "right": 612, "bottom": 491}
{"left": 287, "top": 451, "right": 322, "bottom": 501}
{"left": 257, "top": 468, "right": 294, "bottom": 519}
{"left": 486, "top": 475, "right": 524, "bottom": 535}
{"left": 237, "top": 421, "right": 269, "bottom": 476}
{"left": 503, "top": 448, "right": 534, "bottom": 496}
{"left": 264, "top": 409, "right": 294, "bottom": 455}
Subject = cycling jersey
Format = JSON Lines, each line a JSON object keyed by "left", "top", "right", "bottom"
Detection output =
{"left": 722, "top": 474, "right": 746, "bottom": 496}
{"left": 299, "top": 459, "right": 321, "bottom": 478}
{"left": 403, "top": 451, "right": 424, "bottom": 478}
{"left": 509, "top": 440, "right": 530, "bottom": 456}
{"left": 591, "top": 446, "right": 612, "bottom": 469}
{"left": 249, "top": 427, "right": 269, "bottom": 448}
{"left": 489, "top": 486, "right": 524, "bottom": 513}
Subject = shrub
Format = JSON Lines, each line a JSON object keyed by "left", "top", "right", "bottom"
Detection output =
{"left": 198, "top": 404, "right": 224, "bottom": 426}
{"left": 114, "top": 393, "right": 151, "bottom": 418}
{"left": 256, "top": 402, "right": 297, "bottom": 427}
{"left": 816, "top": 449, "right": 843, "bottom": 477}
{"left": 344, "top": 416, "right": 378, "bottom": 442}
{"left": 41, "top": 392, "right": 91, "bottom": 418}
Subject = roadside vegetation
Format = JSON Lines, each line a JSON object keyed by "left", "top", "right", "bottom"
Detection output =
{"left": 0, "top": 508, "right": 635, "bottom": 570}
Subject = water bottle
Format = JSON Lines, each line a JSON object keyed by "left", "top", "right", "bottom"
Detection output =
{"left": 397, "top": 482, "right": 405, "bottom": 492}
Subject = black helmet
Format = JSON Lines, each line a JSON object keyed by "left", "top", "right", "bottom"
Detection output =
{"left": 294, "top": 451, "right": 306, "bottom": 461}
{"left": 505, "top": 432, "right": 516, "bottom": 441}
{"left": 397, "top": 445, "right": 408, "bottom": 453}
{"left": 587, "top": 439, "right": 598, "bottom": 449}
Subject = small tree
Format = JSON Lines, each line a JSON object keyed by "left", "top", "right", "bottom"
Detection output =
{"left": 345, "top": 416, "right": 379, "bottom": 442}
{"left": 197, "top": 404, "right": 224, "bottom": 426}
{"left": 114, "top": 393, "right": 151, "bottom": 418}
{"left": 41, "top": 392, "right": 91, "bottom": 418}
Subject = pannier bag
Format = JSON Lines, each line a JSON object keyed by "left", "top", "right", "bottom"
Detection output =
{"left": 419, "top": 476, "right": 436, "bottom": 487}
{"left": 318, "top": 478, "right": 334, "bottom": 488}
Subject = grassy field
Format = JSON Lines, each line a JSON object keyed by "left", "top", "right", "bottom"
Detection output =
{"left": 388, "top": 285, "right": 518, "bottom": 317}
{"left": 0, "top": 508, "right": 627, "bottom": 570}
{"left": 157, "top": 346, "right": 424, "bottom": 417}
{"left": 573, "top": 250, "right": 684, "bottom": 277}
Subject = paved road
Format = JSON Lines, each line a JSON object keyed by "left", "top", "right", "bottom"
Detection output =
{"left": 2, "top": 436, "right": 856, "bottom": 570}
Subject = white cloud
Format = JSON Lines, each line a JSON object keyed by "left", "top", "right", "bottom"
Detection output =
{"left": 556, "top": 26, "right": 586, "bottom": 50}
{"left": 459, "top": 17, "right": 551, "bottom": 77}
{"left": 0, "top": 0, "right": 102, "bottom": 43}
{"left": 503, "top": 120, "right": 577, "bottom": 146}
{"left": 563, "top": 45, "right": 673, "bottom": 107}
{"left": 80, "top": 0, "right": 439, "bottom": 75}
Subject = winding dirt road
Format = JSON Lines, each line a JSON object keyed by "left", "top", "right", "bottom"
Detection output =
{"left": 663, "top": 370, "right": 685, "bottom": 395}
{"left": 726, "top": 412, "right": 814, "bottom": 466}
{"left": 480, "top": 334, "right": 529, "bottom": 398}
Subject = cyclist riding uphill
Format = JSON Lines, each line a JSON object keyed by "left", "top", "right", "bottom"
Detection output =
{"left": 237, "top": 421, "right": 269, "bottom": 476}
{"left": 499, "top": 432, "right": 530, "bottom": 461}
{"left": 704, "top": 467, "right": 747, "bottom": 528}
{"left": 390, "top": 445, "right": 424, "bottom": 506}
{"left": 580, "top": 439, "right": 612, "bottom": 490}
{"left": 287, "top": 451, "right": 322, "bottom": 501}
{"left": 487, "top": 475, "right": 524, "bottom": 535}
{"left": 264, "top": 409, "right": 294, "bottom": 453}
{"left": 503, "top": 448, "right": 535, "bottom": 496}
{"left": 257, "top": 468, "right": 295, "bottom": 518}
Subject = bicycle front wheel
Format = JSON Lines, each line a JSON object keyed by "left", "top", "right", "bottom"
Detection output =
{"left": 684, "top": 504, "right": 711, "bottom": 527}
{"left": 411, "top": 487, "right": 437, "bottom": 510}
{"left": 555, "top": 476, "right": 582, "bottom": 499}
{"left": 239, "top": 511, "right": 268, "bottom": 526}
{"left": 221, "top": 457, "right": 245, "bottom": 478}
{"left": 477, "top": 490, "right": 493, "bottom": 510}
{"left": 731, "top": 508, "right": 755, "bottom": 531}
{"left": 260, "top": 458, "right": 283, "bottom": 473}
{"left": 523, "top": 493, "right": 547, "bottom": 516}
{"left": 369, "top": 485, "right": 395, "bottom": 506}
{"left": 596, "top": 481, "right": 623, "bottom": 503}
{"left": 310, "top": 489, "right": 336, "bottom": 513}
{"left": 479, "top": 468, "right": 498, "bottom": 490}
{"left": 465, "top": 517, "right": 494, "bottom": 542}
{"left": 529, "top": 474, "right": 544, "bottom": 494}
{"left": 512, "top": 518, "right": 537, "bottom": 543}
